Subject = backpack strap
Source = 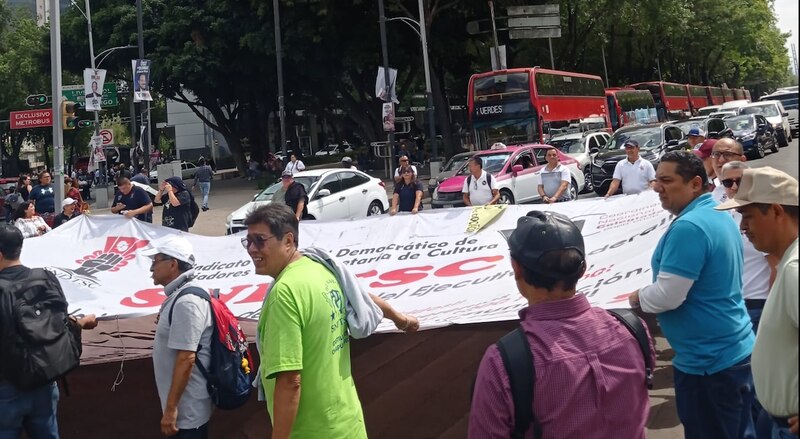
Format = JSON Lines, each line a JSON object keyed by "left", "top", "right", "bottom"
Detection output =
{"left": 167, "top": 286, "right": 213, "bottom": 380}
{"left": 496, "top": 327, "right": 541, "bottom": 439}
{"left": 467, "top": 175, "right": 472, "bottom": 187}
{"left": 606, "top": 308, "right": 654, "bottom": 389}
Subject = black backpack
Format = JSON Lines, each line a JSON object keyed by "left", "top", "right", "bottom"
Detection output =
{"left": 188, "top": 193, "right": 200, "bottom": 228}
{"left": 466, "top": 173, "right": 492, "bottom": 188}
{"left": 0, "top": 268, "right": 82, "bottom": 390}
{"left": 488, "top": 308, "right": 653, "bottom": 439}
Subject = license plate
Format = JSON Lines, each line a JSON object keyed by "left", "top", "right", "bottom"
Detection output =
{"left": 443, "top": 204, "right": 453, "bottom": 208}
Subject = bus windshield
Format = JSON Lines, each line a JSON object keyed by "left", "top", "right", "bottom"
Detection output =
{"left": 473, "top": 73, "right": 530, "bottom": 102}
{"left": 457, "top": 152, "right": 513, "bottom": 175}
{"left": 473, "top": 118, "right": 539, "bottom": 150}
{"left": 761, "top": 93, "right": 798, "bottom": 110}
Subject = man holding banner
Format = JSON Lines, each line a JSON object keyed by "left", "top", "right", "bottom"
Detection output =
{"left": 629, "top": 151, "right": 756, "bottom": 438}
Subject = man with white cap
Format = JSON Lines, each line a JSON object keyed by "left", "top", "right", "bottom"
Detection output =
{"left": 143, "top": 236, "right": 214, "bottom": 438}
{"left": 687, "top": 127, "right": 706, "bottom": 150}
{"left": 53, "top": 197, "right": 80, "bottom": 228}
{"left": 715, "top": 167, "right": 799, "bottom": 437}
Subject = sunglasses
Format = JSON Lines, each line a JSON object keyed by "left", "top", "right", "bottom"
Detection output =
{"left": 241, "top": 235, "right": 278, "bottom": 249}
{"left": 721, "top": 178, "right": 741, "bottom": 188}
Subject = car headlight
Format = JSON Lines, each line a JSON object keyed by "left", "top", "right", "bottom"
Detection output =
{"left": 740, "top": 133, "right": 756, "bottom": 141}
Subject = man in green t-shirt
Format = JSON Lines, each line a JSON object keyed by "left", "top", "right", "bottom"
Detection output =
{"left": 243, "top": 203, "right": 368, "bottom": 438}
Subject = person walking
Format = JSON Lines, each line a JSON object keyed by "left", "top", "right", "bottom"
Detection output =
{"left": 538, "top": 148, "right": 573, "bottom": 203}
{"left": 462, "top": 156, "right": 499, "bottom": 206}
{"left": 469, "top": 211, "right": 654, "bottom": 438}
{"left": 155, "top": 177, "right": 193, "bottom": 232}
{"left": 192, "top": 158, "right": 214, "bottom": 212}
{"left": 242, "top": 203, "right": 367, "bottom": 438}
{"left": 390, "top": 165, "right": 423, "bottom": 215}
{"left": 715, "top": 167, "right": 799, "bottom": 437}
{"left": 628, "top": 151, "right": 756, "bottom": 439}
{"left": 142, "top": 236, "right": 214, "bottom": 438}
{"left": 604, "top": 140, "right": 656, "bottom": 197}
{"left": 285, "top": 153, "right": 305, "bottom": 176}
{"left": 280, "top": 170, "right": 309, "bottom": 221}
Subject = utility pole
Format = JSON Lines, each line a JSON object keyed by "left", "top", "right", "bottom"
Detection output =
{"left": 49, "top": 0, "right": 65, "bottom": 214}
{"left": 488, "top": 1, "right": 501, "bottom": 70}
{"left": 136, "top": 0, "right": 152, "bottom": 171}
{"left": 83, "top": 0, "right": 108, "bottom": 196}
{"left": 417, "top": 0, "right": 438, "bottom": 161}
{"left": 378, "top": 0, "right": 395, "bottom": 154}
{"left": 655, "top": 57, "right": 663, "bottom": 82}
{"left": 274, "top": 0, "right": 287, "bottom": 156}
{"left": 601, "top": 43, "right": 609, "bottom": 87}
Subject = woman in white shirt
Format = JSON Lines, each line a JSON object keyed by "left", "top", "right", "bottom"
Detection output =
{"left": 13, "top": 201, "right": 51, "bottom": 238}
{"left": 285, "top": 153, "right": 306, "bottom": 176}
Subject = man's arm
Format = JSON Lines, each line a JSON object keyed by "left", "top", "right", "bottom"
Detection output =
{"left": 271, "top": 370, "right": 302, "bottom": 439}
{"left": 127, "top": 202, "right": 154, "bottom": 219}
{"left": 489, "top": 189, "right": 500, "bottom": 205}
{"left": 390, "top": 193, "right": 399, "bottom": 215}
{"left": 110, "top": 200, "right": 125, "bottom": 214}
{"left": 369, "top": 293, "right": 419, "bottom": 331}
{"left": 537, "top": 183, "right": 547, "bottom": 202}
{"left": 630, "top": 272, "right": 694, "bottom": 313}
{"left": 294, "top": 199, "right": 305, "bottom": 221}
{"left": 605, "top": 179, "right": 621, "bottom": 198}
{"left": 552, "top": 180, "right": 569, "bottom": 202}
{"left": 161, "top": 350, "right": 196, "bottom": 436}
{"left": 463, "top": 193, "right": 472, "bottom": 206}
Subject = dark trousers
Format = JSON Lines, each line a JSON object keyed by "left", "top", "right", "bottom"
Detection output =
{"left": 170, "top": 422, "right": 208, "bottom": 439}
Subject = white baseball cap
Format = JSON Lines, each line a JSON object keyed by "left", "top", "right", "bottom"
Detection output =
{"left": 63, "top": 197, "right": 77, "bottom": 206}
{"left": 140, "top": 235, "right": 196, "bottom": 266}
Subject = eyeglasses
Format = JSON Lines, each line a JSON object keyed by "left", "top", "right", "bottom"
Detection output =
{"left": 399, "top": 159, "right": 409, "bottom": 163}
{"left": 241, "top": 235, "right": 278, "bottom": 249}
{"left": 721, "top": 178, "right": 742, "bottom": 188}
{"left": 711, "top": 151, "right": 741, "bottom": 160}
{"left": 150, "top": 257, "right": 173, "bottom": 267}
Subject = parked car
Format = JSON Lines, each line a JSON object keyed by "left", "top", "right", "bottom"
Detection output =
{"left": 225, "top": 168, "right": 389, "bottom": 234}
{"left": 737, "top": 100, "right": 793, "bottom": 147}
{"left": 547, "top": 130, "right": 611, "bottom": 193}
{"left": 697, "top": 105, "right": 721, "bottom": 116}
{"left": 427, "top": 151, "right": 477, "bottom": 197}
{"left": 720, "top": 99, "right": 751, "bottom": 111}
{"left": 590, "top": 123, "right": 688, "bottom": 196}
{"left": 708, "top": 110, "right": 738, "bottom": 119}
{"left": 430, "top": 144, "right": 585, "bottom": 208}
{"left": 149, "top": 161, "right": 198, "bottom": 182}
{"left": 760, "top": 90, "right": 798, "bottom": 136}
{"left": 723, "top": 114, "right": 779, "bottom": 159}
{"left": 673, "top": 117, "right": 731, "bottom": 139}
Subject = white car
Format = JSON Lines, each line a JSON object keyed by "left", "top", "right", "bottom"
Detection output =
{"left": 149, "top": 161, "right": 198, "bottom": 182}
{"left": 226, "top": 168, "right": 389, "bottom": 234}
{"left": 697, "top": 105, "right": 721, "bottom": 116}
{"left": 547, "top": 131, "right": 610, "bottom": 193}
{"left": 738, "top": 100, "right": 793, "bottom": 146}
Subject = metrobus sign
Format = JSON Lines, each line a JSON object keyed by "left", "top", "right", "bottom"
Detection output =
{"left": 10, "top": 108, "right": 53, "bottom": 129}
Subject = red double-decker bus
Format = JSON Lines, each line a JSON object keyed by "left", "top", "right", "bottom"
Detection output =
{"left": 467, "top": 67, "right": 609, "bottom": 149}
{"left": 686, "top": 84, "right": 710, "bottom": 112}
{"left": 706, "top": 86, "right": 726, "bottom": 105}
{"left": 629, "top": 81, "right": 692, "bottom": 120}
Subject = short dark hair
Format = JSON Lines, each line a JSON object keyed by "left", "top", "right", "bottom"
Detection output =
{"left": 13, "top": 202, "right": 32, "bottom": 221}
{"left": 514, "top": 248, "right": 586, "bottom": 291}
{"left": 470, "top": 156, "right": 483, "bottom": 168}
{"left": 0, "top": 224, "right": 24, "bottom": 260}
{"left": 244, "top": 203, "right": 300, "bottom": 246}
{"left": 198, "top": 158, "right": 206, "bottom": 166}
{"left": 753, "top": 203, "right": 800, "bottom": 221}
{"left": 117, "top": 176, "right": 131, "bottom": 186}
{"left": 659, "top": 151, "right": 708, "bottom": 187}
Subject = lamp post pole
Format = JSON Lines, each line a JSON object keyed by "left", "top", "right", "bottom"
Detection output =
{"left": 136, "top": 0, "right": 152, "bottom": 172}
{"left": 274, "top": 0, "right": 287, "bottom": 156}
{"left": 417, "top": 0, "right": 438, "bottom": 161}
{"left": 49, "top": 0, "right": 65, "bottom": 214}
{"left": 378, "top": 0, "right": 395, "bottom": 158}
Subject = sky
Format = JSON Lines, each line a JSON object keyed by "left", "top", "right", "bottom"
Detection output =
{"left": 774, "top": 0, "right": 799, "bottom": 74}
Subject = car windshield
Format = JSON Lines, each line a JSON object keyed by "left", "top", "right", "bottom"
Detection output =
{"left": 763, "top": 93, "right": 798, "bottom": 110}
{"left": 549, "top": 138, "right": 584, "bottom": 154}
{"left": 739, "top": 104, "right": 780, "bottom": 117}
{"left": 443, "top": 155, "right": 471, "bottom": 172}
{"left": 673, "top": 120, "right": 703, "bottom": 135}
{"left": 602, "top": 127, "right": 663, "bottom": 151}
{"left": 724, "top": 116, "right": 755, "bottom": 134}
{"left": 697, "top": 107, "right": 719, "bottom": 116}
{"left": 254, "top": 176, "right": 318, "bottom": 201}
{"left": 456, "top": 152, "right": 512, "bottom": 175}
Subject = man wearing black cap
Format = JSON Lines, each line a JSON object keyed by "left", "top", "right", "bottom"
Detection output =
{"left": 281, "top": 170, "right": 308, "bottom": 221}
{"left": 469, "top": 211, "right": 654, "bottom": 438}
{"left": 604, "top": 139, "right": 656, "bottom": 198}
{"left": 341, "top": 156, "right": 358, "bottom": 170}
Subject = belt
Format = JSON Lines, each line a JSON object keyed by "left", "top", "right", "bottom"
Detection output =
{"left": 772, "top": 415, "right": 791, "bottom": 429}
{"left": 745, "top": 299, "right": 767, "bottom": 310}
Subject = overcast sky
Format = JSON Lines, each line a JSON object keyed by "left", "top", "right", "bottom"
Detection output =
{"left": 774, "top": 0, "right": 799, "bottom": 74}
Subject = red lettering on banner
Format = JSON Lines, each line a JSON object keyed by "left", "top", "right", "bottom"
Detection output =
{"left": 120, "top": 283, "right": 272, "bottom": 309}
{"left": 434, "top": 256, "right": 504, "bottom": 277}
{"left": 120, "top": 288, "right": 166, "bottom": 308}
{"left": 367, "top": 266, "right": 433, "bottom": 288}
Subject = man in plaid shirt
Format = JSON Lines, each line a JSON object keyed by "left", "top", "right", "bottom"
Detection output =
{"left": 192, "top": 158, "right": 214, "bottom": 211}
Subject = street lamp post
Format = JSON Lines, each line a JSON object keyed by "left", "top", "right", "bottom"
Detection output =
{"left": 49, "top": 0, "right": 65, "bottom": 214}
{"left": 273, "top": 0, "right": 287, "bottom": 157}
{"left": 136, "top": 0, "right": 152, "bottom": 173}
{"left": 386, "top": 0, "right": 439, "bottom": 165}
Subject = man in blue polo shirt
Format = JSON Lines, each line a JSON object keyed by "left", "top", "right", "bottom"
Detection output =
{"left": 628, "top": 151, "right": 755, "bottom": 439}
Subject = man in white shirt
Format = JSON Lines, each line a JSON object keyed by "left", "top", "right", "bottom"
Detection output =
{"left": 709, "top": 138, "right": 747, "bottom": 202}
{"left": 538, "top": 148, "right": 572, "bottom": 203}
{"left": 462, "top": 156, "right": 499, "bottom": 206}
{"left": 604, "top": 140, "right": 656, "bottom": 197}
{"left": 285, "top": 153, "right": 305, "bottom": 176}
{"left": 715, "top": 167, "right": 799, "bottom": 437}
{"left": 393, "top": 155, "right": 417, "bottom": 183}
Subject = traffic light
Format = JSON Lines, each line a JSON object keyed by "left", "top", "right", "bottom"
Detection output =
{"left": 61, "top": 100, "right": 80, "bottom": 130}
{"left": 77, "top": 120, "right": 94, "bottom": 128}
{"left": 25, "top": 94, "right": 49, "bottom": 106}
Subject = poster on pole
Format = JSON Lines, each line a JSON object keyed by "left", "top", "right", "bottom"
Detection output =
{"left": 132, "top": 59, "right": 152, "bottom": 102}
{"left": 88, "top": 135, "right": 105, "bottom": 170}
{"left": 375, "top": 67, "right": 399, "bottom": 104}
{"left": 83, "top": 68, "right": 107, "bottom": 111}
{"left": 382, "top": 102, "right": 395, "bottom": 132}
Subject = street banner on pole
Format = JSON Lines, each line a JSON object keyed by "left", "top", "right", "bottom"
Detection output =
{"left": 382, "top": 102, "right": 395, "bottom": 132}
{"left": 375, "top": 67, "right": 399, "bottom": 103}
{"left": 88, "top": 134, "right": 105, "bottom": 170}
{"left": 132, "top": 59, "right": 152, "bottom": 102}
{"left": 83, "top": 68, "right": 107, "bottom": 111}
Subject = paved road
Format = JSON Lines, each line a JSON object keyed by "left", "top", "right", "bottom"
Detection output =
{"left": 87, "top": 138, "right": 797, "bottom": 437}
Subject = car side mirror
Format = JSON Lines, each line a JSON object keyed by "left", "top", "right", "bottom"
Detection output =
{"left": 590, "top": 147, "right": 599, "bottom": 154}
{"left": 720, "top": 128, "right": 734, "bottom": 138}
{"left": 783, "top": 112, "right": 789, "bottom": 117}
{"left": 317, "top": 188, "right": 331, "bottom": 198}
{"left": 253, "top": 193, "right": 259, "bottom": 200}
{"left": 511, "top": 164, "right": 523, "bottom": 175}
{"left": 666, "top": 139, "right": 679, "bottom": 147}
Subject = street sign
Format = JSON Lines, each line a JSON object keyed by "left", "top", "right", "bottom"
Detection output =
{"left": 507, "top": 5, "right": 559, "bottom": 16}
{"left": 508, "top": 16, "right": 560, "bottom": 28}
{"left": 510, "top": 28, "right": 562, "bottom": 39}
{"left": 10, "top": 109, "right": 53, "bottom": 130}
{"left": 99, "top": 129, "right": 114, "bottom": 145}
{"left": 62, "top": 83, "right": 119, "bottom": 107}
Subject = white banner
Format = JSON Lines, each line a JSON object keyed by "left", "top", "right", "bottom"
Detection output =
{"left": 375, "top": 66, "right": 399, "bottom": 104}
{"left": 20, "top": 192, "right": 671, "bottom": 332}
{"left": 132, "top": 59, "right": 152, "bottom": 102}
{"left": 83, "top": 68, "right": 107, "bottom": 111}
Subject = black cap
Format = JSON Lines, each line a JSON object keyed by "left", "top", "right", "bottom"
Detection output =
{"left": 507, "top": 211, "right": 585, "bottom": 272}
{"left": 623, "top": 139, "right": 640, "bottom": 148}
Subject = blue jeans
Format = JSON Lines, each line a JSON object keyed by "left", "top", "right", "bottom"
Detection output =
{"left": 171, "top": 422, "right": 209, "bottom": 438}
{"left": 674, "top": 356, "right": 757, "bottom": 439}
{"left": 0, "top": 381, "right": 60, "bottom": 439}
{"left": 198, "top": 181, "right": 210, "bottom": 208}
{"left": 748, "top": 307, "right": 763, "bottom": 334}
{"left": 757, "top": 411, "right": 797, "bottom": 438}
